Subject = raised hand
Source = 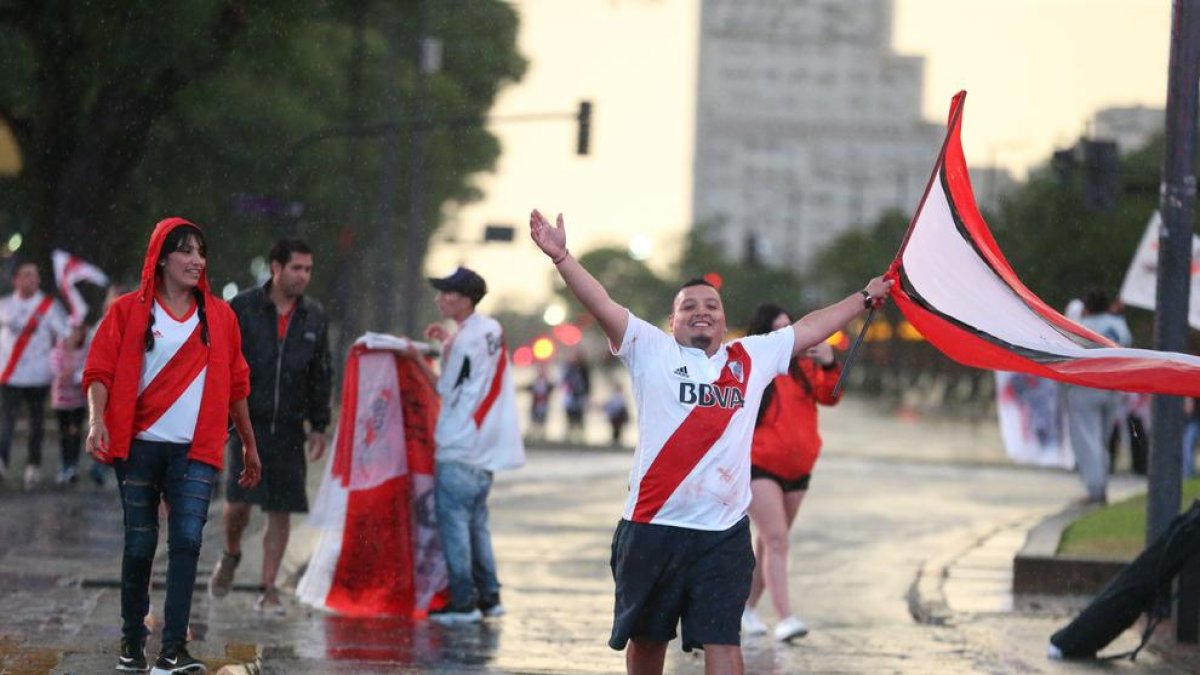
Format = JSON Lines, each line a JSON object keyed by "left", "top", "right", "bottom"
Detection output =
{"left": 529, "top": 209, "right": 568, "bottom": 261}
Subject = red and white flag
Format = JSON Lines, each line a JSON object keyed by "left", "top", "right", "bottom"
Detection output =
{"left": 297, "top": 337, "right": 448, "bottom": 617}
{"left": 51, "top": 249, "right": 108, "bottom": 325}
{"left": 889, "top": 91, "right": 1200, "bottom": 397}
{"left": 1118, "top": 211, "right": 1200, "bottom": 330}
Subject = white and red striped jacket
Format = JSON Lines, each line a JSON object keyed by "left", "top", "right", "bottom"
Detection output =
{"left": 434, "top": 312, "right": 524, "bottom": 472}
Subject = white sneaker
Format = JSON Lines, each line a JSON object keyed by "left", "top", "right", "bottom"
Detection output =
{"left": 23, "top": 465, "right": 42, "bottom": 490}
{"left": 773, "top": 615, "right": 809, "bottom": 642}
{"left": 741, "top": 607, "right": 767, "bottom": 636}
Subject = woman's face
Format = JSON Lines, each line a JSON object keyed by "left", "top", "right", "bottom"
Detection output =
{"left": 163, "top": 234, "right": 206, "bottom": 290}
{"left": 771, "top": 312, "right": 792, "bottom": 331}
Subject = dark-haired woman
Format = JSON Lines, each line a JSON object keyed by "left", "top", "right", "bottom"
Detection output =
{"left": 739, "top": 303, "right": 841, "bottom": 643}
{"left": 84, "top": 217, "right": 260, "bottom": 674}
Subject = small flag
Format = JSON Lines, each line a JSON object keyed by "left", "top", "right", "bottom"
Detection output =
{"left": 51, "top": 249, "right": 108, "bottom": 325}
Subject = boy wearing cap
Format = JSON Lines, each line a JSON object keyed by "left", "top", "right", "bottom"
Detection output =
{"left": 406, "top": 266, "right": 525, "bottom": 623}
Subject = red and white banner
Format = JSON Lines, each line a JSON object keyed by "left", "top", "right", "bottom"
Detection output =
{"left": 889, "top": 91, "right": 1200, "bottom": 398}
{"left": 51, "top": 249, "right": 108, "bottom": 325}
{"left": 1118, "top": 211, "right": 1200, "bottom": 330}
{"left": 994, "top": 371, "right": 1073, "bottom": 469}
{"left": 298, "top": 337, "right": 448, "bottom": 617}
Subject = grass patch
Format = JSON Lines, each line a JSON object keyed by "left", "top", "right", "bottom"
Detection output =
{"left": 1057, "top": 478, "right": 1200, "bottom": 559}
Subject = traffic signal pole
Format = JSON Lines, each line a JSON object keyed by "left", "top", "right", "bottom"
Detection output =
{"left": 1150, "top": 0, "right": 1200, "bottom": 642}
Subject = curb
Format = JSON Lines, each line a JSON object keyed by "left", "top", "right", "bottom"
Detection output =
{"left": 907, "top": 523, "right": 1007, "bottom": 625}
{"left": 1012, "top": 502, "right": 1127, "bottom": 596}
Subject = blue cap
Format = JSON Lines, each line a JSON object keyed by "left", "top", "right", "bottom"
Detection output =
{"left": 428, "top": 266, "right": 487, "bottom": 304}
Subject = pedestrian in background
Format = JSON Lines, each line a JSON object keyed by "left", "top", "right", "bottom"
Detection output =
{"left": 404, "top": 266, "right": 525, "bottom": 624}
{"left": 739, "top": 303, "right": 842, "bottom": 642}
{"left": 0, "top": 260, "right": 68, "bottom": 489}
{"left": 49, "top": 321, "right": 88, "bottom": 486}
{"left": 84, "top": 217, "right": 260, "bottom": 674}
{"left": 527, "top": 364, "right": 554, "bottom": 442}
{"left": 208, "top": 238, "right": 332, "bottom": 615}
{"left": 562, "top": 351, "right": 591, "bottom": 443}
{"left": 602, "top": 383, "right": 629, "bottom": 446}
{"left": 529, "top": 208, "right": 890, "bottom": 674}
{"left": 1064, "top": 287, "right": 1130, "bottom": 504}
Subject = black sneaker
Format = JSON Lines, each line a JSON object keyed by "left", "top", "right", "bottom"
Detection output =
{"left": 428, "top": 603, "right": 482, "bottom": 624}
{"left": 479, "top": 593, "right": 506, "bottom": 618}
{"left": 150, "top": 644, "right": 207, "bottom": 674}
{"left": 116, "top": 637, "right": 149, "bottom": 672}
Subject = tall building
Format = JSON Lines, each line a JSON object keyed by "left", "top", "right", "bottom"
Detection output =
{"left": 1091, "top": 106, "right": 1163, "bottom": 155}
{"left": 692, "top": 0, "right": 947, "bottom": 272}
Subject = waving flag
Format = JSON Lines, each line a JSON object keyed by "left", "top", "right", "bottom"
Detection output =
{"left": 889, "top": 91, "right": 1200, "bottom": 397}
{"left": 51, "top": 249, "right": 109, "bottom": 325}
{"left": 1118, "top": 211, "right": 1200, "bottom": 330}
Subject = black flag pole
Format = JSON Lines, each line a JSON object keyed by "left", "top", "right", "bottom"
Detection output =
{"left": 831, "top": 307, "right": 875, "bottom": 399}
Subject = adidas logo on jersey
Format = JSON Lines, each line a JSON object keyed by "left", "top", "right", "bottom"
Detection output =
{"left": 673, "top": 366, "right": 689, "bottom": 377}
{"left": 678, "top": 382, "right": 744, "bottom": 409}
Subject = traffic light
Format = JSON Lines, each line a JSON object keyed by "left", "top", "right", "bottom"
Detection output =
{"left": 576, "top": 100, "right": 592, "bottom": 155}
{"left": 1082, "top": 140, "right": 1119, "bottom": 212}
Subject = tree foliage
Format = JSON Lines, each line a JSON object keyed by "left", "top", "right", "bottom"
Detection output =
{"left": 0, "top": 0, "right": 526, "bottom": 336}
{"left": 557, "top": 246, "right": 675, "bottom": 325}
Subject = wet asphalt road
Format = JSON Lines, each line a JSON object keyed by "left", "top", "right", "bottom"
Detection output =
{"left": 0, "top": 400, "right": 1192, "bottom": 673}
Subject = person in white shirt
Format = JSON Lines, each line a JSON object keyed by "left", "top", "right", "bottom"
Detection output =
{"left": 1065, "top": 287, "right": 1133, "bottom": 504}
{"left": 405, "top": 266, "right": 525, "bottom": 624}
{"left": 529, "top": 209, "right": 891, "bottom": 675}
{"left": 0, "top": 261, "right": 68, "bottom": 488}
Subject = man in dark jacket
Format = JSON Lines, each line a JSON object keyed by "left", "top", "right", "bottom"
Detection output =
{"left": 208, "top": 239, "right": 333, "bottom": 613}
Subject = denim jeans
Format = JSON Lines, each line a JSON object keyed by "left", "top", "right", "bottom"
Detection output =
{"left": 114, "top": 440, "right": 216, "bottom": 649}
{"left": 1184, "top": 419, "right": 1200, "bottom": 479}
{"left": 435, "top": 460, "right": 500, "bottom": 609}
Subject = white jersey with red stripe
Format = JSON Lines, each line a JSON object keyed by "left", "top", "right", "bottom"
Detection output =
{"left": 434, "top": 312, "right": 525, "bottom": 471}
{"left": 136, "top": 301, "right": 206, "bottom": 443}
{"left": 0, "top": 291, "right": 68, "bottom": 387}
{"left": 615, "top": 313, "right": 794, "bottom": 531}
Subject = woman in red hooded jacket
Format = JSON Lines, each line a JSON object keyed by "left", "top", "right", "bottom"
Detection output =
{"left": 84, "top": 218, "right": 261, "bottom": 674}
{"left": 739, "top": 303, "right": 842, "bottom": 643}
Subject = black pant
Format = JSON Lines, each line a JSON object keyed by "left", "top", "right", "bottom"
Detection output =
{"left": 0, "top": 385, "right": 48, "bottom": 467}
{"left": 56, "top": 407, "right": 85, "bottom": 470}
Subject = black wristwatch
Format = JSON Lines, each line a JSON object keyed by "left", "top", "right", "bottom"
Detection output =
{"left": 860, "top": 289, "right": 872, "bottom": 309}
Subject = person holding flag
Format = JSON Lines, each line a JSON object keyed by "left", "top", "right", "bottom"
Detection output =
{"left": 84, "top": 218, "right": 261, "bottom": 674}
{"left": 403, "top": 265, "right": 525, "bottom": 624}
{"left": 0, "top": 260, "right": 68, "bottom": 489}
{"left": 529, "top": 209, "right": 889, "bottom": 674}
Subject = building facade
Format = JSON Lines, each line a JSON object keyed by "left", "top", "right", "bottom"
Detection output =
{"left": 692, "top": 0, "right": 947, "bottom": 272}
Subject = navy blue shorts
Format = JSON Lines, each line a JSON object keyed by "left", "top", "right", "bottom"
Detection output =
{"left": 225, "top": 425, "right": 308, "bottom": 513}
{"left": 608, "top": 516, "right": 753, "bottom": 652}
{"left": 751, "top": 465, "right": 812, "bottom": 492}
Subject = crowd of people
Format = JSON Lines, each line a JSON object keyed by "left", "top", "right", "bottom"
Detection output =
{"left": 5, "top": 213, "right": 1190, "bottom": 675}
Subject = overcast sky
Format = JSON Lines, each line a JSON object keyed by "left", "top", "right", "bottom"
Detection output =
{"left": 432, "top": 0, "right": 1172, "bottom": 315}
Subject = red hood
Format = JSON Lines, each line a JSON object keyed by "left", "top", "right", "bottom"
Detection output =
{"left": 139, "top": 217, "right": 210, "bottom": 301}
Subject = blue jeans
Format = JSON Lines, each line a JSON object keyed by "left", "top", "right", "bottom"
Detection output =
{"left": 435, "top": 461, "right": 500, "bottom": 609}
{"left": 1184, "top": 419, "right": 1200, "bottom": 479}
{"left": 114, "top": 440, "right": 216, "bottom": 649}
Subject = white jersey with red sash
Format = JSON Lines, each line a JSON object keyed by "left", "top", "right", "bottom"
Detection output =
{"left": 0, "top": 291, "right": 68, "bottom": 387}
{"left": 615, "top": 314, "right": 794, "bottom": 531}
{"left": 135, "top": 301, "right": 208, "bottom": 443}
{"left": 434, "top": 312, "right": 525, "bottom": 471}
